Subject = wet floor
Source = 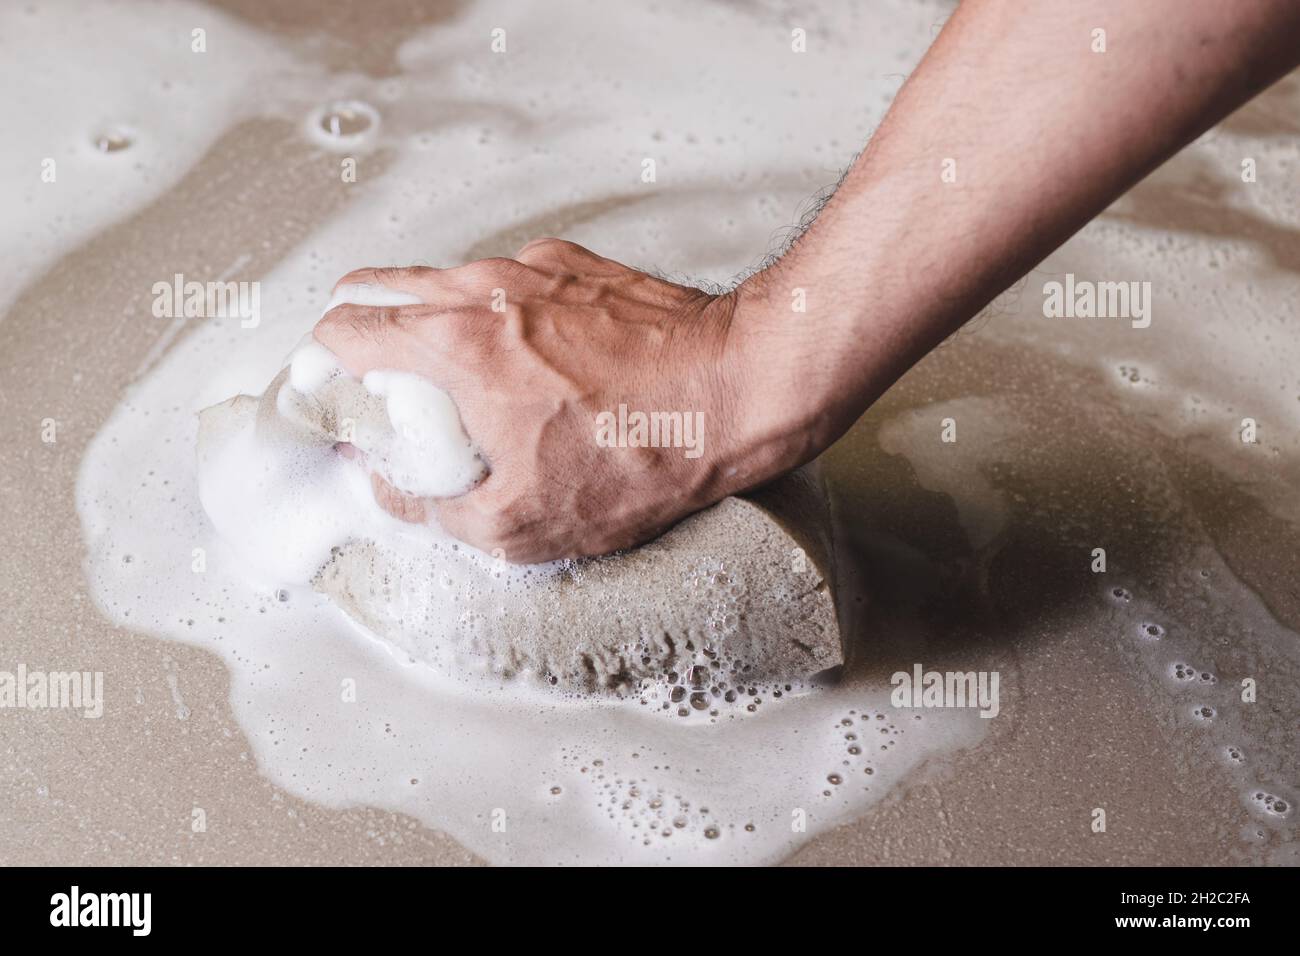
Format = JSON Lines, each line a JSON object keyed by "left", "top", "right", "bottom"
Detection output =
{"left": 1, "top": 0, "right": 1296, "bottom": 864}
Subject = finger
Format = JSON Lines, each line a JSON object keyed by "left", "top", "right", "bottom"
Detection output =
{"left": 330, "top": 266, "right": 486, "bottom": 318}
{"left": 338, "top": 444, "right": 433, "bottom": 524}
{"left": 430, "top": 489, "right": 498, "bottom": 555}
{"left": 339, "top": 261, "right": 544, "bottom": 317}
{"left": 369, "top": 470, "right": 430, "bottom": 524}
{"left": 313, "top": 302, "right": 419, "bottom": 376}
{"left": 332, "top": 265, "right": 442, "bottom": 299}
{"left": 316, "top": 310, "right": 487, "bottom": 423}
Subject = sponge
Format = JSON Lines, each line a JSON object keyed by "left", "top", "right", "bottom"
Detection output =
{"left": 316, "top": 466, "right": 845, "bottom": 693}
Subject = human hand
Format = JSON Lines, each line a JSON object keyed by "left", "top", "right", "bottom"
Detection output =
{"left": 314, "top": 239, "right": 810, "bottom": 562}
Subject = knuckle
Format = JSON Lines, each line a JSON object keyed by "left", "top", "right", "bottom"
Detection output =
{"left": 313, "top": 304, "right": 357, "bottom": 342}
{"left": 455, "top": 257, "right": 504, "bottom": 280}
{"left": 376, "top": 310, "right": 409, "bottom": 337}
{"left": 320, "top": 303, "right": 377, "bottom": 335}
{"left": 518, "top": 236, "right": 566, "bottom": 257}
{"left": 517, "top": 237, "right": 591, "bottom": 272}
{"left": 315, "top": 304, "right": 410, "bottom": 358}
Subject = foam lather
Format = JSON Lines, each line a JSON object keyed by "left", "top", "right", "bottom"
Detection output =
{"left": 198, "top": 342, "right": 847, "bottom": 694}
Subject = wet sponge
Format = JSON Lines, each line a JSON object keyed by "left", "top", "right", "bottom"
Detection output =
{"left": 316, "top": 467, "right": 846, "bottom": 692}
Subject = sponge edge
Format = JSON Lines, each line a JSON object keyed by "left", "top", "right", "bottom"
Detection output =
{"left": 314, "top": 466, "right": 847, "bottom": 693}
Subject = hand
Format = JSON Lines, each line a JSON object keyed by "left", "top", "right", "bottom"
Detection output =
{"left": 314, "top": 239, "right": 805, "bottom": 563}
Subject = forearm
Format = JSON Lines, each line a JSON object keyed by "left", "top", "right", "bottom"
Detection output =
{"left": 732, "top": 0, "right": 1300, "bottom": 455}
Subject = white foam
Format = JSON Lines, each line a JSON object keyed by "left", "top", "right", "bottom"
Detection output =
{"left": 302, "top": 283, "right": 486, "bottom": 498}
{"left": 359, "top": 368, "right": 485, "bottom": 497}
{"left": 287, "top": 338, "right": 342, "bottom": 393}
{"left": 199, "top": 282, "right": 485, "bottom": 586}
{"left": 196, "top": 398, "right": 365, "bottom": 584}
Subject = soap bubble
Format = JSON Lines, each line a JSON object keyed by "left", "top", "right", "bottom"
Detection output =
{"left": 320, "top": 102, "right": 375, "bottom": 137}
{"left": 1250, "top": 791, "right": 1292, "bottom": 818}
{"left": 306, "top": 100, "right": 380, "bottom": 149}
{"left": 92, "top": 126, "right": 134, "bottom": 153}
{"left": 1138, "top": 622, "right": 1165, "bottom": 640}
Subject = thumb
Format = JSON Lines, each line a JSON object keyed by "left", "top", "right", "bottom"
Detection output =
{"left": 431, "top": 486, "right": 519, "bottom": 560}
{"left": 367, "top": 469, "right": 432, "bottom": 525}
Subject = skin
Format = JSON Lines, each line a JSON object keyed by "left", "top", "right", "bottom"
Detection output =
{"left": 315, "top": 0, "right": 1300, "bottom": 564}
